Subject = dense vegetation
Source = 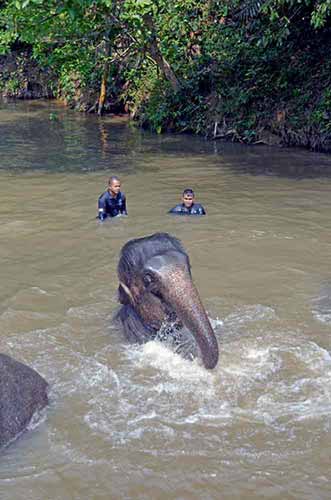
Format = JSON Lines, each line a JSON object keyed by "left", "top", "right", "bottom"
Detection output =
{"left": 1, "top": 0, "right": 331, "bottom": 150}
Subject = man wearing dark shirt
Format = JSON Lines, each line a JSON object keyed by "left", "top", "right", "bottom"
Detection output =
{"left": 98, "top": 176, "right": 127, "bottom": 221}
{"left": 169, "top": 188, "right": 206, "bottom": 216}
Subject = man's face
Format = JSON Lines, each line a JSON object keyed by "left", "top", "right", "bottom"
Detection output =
{"left": 182, "top": 193, "right": 194, "bottom": 208}
{"left": 109, "top": 180, "right": 121, "bottom": 195}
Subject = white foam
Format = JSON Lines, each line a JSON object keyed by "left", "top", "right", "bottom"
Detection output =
{"left": 136, "top": 341, "right": 215, "bottom": 382}
{"left": 26, "top": 406, "right": 48, "bottom": 432}
{"left": 209, "top": 317, "right": 224, "bottom": 328}
{"left": 312, "top": 309, "right": 331, "bottom": 324}
{"left": 225, "top": 304, "right": 277, "bottom": 326}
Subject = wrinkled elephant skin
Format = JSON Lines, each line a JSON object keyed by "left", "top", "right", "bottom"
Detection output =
{"left": 115, "top": 233, "right": 219, "bottom": 369}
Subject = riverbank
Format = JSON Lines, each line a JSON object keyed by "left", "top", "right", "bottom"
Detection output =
{"left": 1, "top": 46, "right": 330, "bottom": 153}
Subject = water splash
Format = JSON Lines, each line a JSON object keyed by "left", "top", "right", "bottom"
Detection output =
{"left": 312, "top": 284, "right": 331, "bottom": 325}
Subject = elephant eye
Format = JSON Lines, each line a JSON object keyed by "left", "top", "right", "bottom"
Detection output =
{"left": 143, "top": 273, "right": 154, "bottom": 287}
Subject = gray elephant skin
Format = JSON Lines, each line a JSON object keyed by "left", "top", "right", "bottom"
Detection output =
{"left": 116, "top": 233, "right": 219, "bottom": 369}
{"left": 0, "top": 353, "right": 48, "bottom": 449}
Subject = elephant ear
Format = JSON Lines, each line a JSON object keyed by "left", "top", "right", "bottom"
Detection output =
{"left": 118, "top": 282, "right": 134, "bottom": 305}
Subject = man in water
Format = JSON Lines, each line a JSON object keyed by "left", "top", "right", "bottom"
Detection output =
{"left": 169, "top": 188, "right": 206, "bottom": 215}
{"left": 97, "top": 176, "right": 127, "bottom": 220}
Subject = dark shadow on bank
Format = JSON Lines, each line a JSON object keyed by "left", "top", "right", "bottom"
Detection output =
{"left": 213, "top": 143, "right": 331, "bottom": 179}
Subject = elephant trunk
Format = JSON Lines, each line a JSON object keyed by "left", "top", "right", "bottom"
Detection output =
{"left": 161, "top": 267, "right": 219, "bottom": 369}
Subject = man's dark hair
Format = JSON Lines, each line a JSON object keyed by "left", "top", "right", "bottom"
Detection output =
{"left": 108, "top": 176, "right": 120, "bottom": 185}
{"left": 183, "top": 188, "right": 194, "bottom": 196}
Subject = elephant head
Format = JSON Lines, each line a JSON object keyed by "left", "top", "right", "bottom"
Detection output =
{"left": 116, "top": 233, "right": 219, "bottom": 369}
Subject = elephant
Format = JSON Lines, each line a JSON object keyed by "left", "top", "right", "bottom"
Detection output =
{"left": 0, "top": 353, "right": 48, "bottom": 450}
{"left": 115, "top": 233, "right": 219, "bottom": 369}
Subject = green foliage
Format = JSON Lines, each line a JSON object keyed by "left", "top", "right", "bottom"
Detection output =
{"left": 311, "top": 0, "right": 331, "bottom": 27}
{"left": 5, "top": 76, "right": 20, "bottom": 93}
{"left": 0, "top": 0, "right": 331, "bottom": 149}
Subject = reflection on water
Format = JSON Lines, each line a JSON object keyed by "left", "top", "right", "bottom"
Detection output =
{"left": 2, "top": 99, "right": 331, "bottom": 178}
{"left": 0, "top": 100, "right": 331, "bottom": 500}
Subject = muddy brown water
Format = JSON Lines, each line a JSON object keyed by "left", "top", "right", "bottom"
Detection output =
{"left": 0, "top": 100, "right": 331, "bottom": 500}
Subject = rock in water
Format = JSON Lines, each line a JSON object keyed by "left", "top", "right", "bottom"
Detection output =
{"left": 0, "top": 353, "right": 48, "bottom": 449}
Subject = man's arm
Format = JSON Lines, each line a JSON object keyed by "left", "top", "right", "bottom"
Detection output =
{"left": 169, "top": 204, "right": 183, "bottom": 214}
{"left": 121, "top": 194, "right": 128, "bottom": 215}
{"left": 98, "top": 192, "right": 108, "bottom": 220}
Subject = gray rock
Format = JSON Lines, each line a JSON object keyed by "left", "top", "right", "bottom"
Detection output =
{"left": 0, "top": 353, "right": 48, "bottom": 449}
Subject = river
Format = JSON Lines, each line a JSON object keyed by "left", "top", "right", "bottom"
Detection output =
{"left": 0, "top": 100, "right": 331, "bottom": 500}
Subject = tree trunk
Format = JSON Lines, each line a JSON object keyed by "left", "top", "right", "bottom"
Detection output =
{"left": 97, "top": 40, "right": 111, "bottom": 116}
{"left": 143, "top": 14, "right": 181, "bottom": 93}
{"left": 98, "top": 64, "right": 109, "bottom": 116}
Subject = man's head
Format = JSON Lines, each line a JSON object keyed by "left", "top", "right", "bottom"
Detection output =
{"left": 182, "top": 188, "right": 195, "bottom": 208}
{"left": 108, "top": 176, "right": 121, "bottom": 196}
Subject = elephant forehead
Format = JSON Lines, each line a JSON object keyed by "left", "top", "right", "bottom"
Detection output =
{"left": 145, "top": 251, "right": 188, "bottom": 272}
